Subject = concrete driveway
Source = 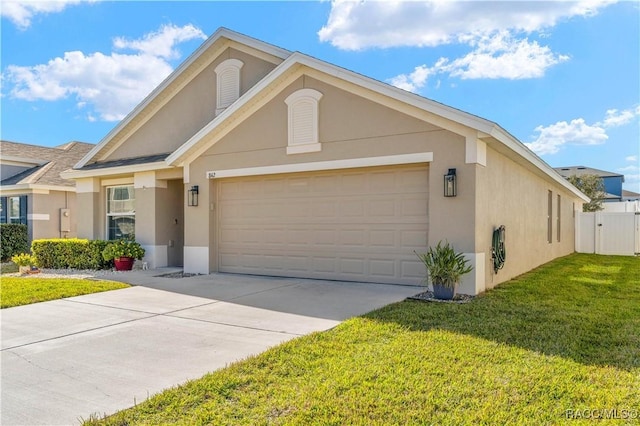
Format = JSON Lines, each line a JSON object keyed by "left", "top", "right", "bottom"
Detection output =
{"left": 1, "top": 271, "right": 421, "bottom": 425}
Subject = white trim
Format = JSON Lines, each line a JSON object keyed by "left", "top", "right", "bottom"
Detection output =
{"left": 76, "top": 178, "right": 100, "bottom": 193}
{"left": 286, "top": 143, "right": 322, "bottom": 155}
{"left": 465, "top": 135, "right": 487, "bottom": 166}
{"left": 134, "top": 171, "right": 168, "bottom": 189}
{"left": 0, "top": 184, "right": 75, "bottom": 195}
{"left": 207, "top": 153, "right": 433, "bottom": 179}
{"left": 458, "top": 252, "right": 486, "bottom": 296}
{"left": 61, "top": 161, "right": 173, "bottom": 179}
{"left": 0, "top": 157, "right": 47, "bottom": 167}
{"left": 27, "top": 213, "right": 50, "bottom": 221}
{"left": 184, "top": 246, "right": 209, "bottom": 274}
{"left": 141, "top": 245, "right": 168, "bottom": 269}
{"left": 102, "top": 177, "right": 134, "bottom": 186}
{"left": 183, "top": 163, "right": 190, "bottom": 184}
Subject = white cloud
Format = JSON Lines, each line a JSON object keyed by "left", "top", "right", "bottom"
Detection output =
{"left": 3, "top": 24, "right": 207, "bottom": 121}
{"left": 319, "top": 0, "right": 616, "bottom": 51}
{"left": 1, "top": 0, "right": 96, "bottom": 29}
{"left": 390, "top": 32, "right": 569, "bottom": 89}
{"left": 599, "top": 106, "right": 640, "bottom": 128}
{"left": 388, "top": 59, "right": 445, "bottom": 92}
{"left": 321, "top": 1, "right": 615, "bottom": 90}
{"left": 113, "top": 24, "right": 205, "bottom": 60}
{"left": 618, "top": 165, "right": 639, "bottom": 172}
{"left": 440, "top": 33, "right": 570, "bottom": 80}
{"left": 525, "top": 105, "right": 638, "bottom": 155}
{"left": 525, "top": 119, "right": 608, "bottom": 155}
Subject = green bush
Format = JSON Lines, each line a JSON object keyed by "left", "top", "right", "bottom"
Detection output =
{"left": 31, "top": 239, "right": 113, "bottom": 270}
{"left": 102, "top": 239, "right": 145, "bottom": 261}
{"left": 11, "top": 253, "right": 37, "bottom": 267}
{"left": 0, "top": 224, "right": 29, "bottom": 261}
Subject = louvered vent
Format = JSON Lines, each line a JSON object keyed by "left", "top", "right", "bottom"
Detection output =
{"left": 291, "top": 101, "right": 314, "bottom": 145}
{"left": 285, "top": 88, "right": 323, "bottom": 154}
{"left": 214, "top": 59, "right": 243, "bottom": 115}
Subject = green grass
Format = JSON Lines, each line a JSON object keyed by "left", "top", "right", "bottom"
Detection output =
{"left": 0, "top": 262, "right": 19, "bottom": 274}
{"left": 0, "top": 277, "right": 129, "bottom": 308}
{"left": 86, "top": 254, "right": 640, "bottom": 425}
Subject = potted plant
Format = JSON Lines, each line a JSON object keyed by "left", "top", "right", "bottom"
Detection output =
{"left": 102, "top": 239, "right": 145, "bottom": 271}
{"left": 11, "top": 253, "right": 39, "bottom": 275}
{"left": 416, "top": 240, "right": 473, "bottom": 300}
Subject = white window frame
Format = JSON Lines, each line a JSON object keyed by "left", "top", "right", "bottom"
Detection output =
{"left": 8, "top": 196, "right": 21, "bottom": 224}
{"left": 106, "top": 185, "right": 135, "bottom": 240}
{"left": 285, "top": 88, "right": 323, "bottom": 155}
{"left": 214, "top": 58, "right": 244, "bottom": 115}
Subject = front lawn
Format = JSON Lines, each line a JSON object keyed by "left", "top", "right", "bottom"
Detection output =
{"left": 0, "top": 277, "right": 129, "bottom": 308}
{"left": 86, "top": 254, "right": 640, "bottom": 425}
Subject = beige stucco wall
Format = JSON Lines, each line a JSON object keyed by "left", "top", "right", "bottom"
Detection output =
{"left": 475, "top": 146, "right": 583, "bottom": 289}
{"left": 106, "top": 48, "right": 278, "bottom": 161}
{"left": 30, "top": 191, "right": 78, "bottom": 241}
{"left": 77, "top": 192, "right": 102, "bottom": 240}
{"left": 76, "top": 177, "right": 184, "bottom": 266}
{"left": 187, "top": 74, "right": 478, "bottom": 271}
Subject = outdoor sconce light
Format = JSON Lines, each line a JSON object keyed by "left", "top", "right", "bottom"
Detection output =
{"left": 444, "top": 168, "right": 457, "bottom": 197}
{"left": 188, "top": 185, "right": 199, "bottom": 207}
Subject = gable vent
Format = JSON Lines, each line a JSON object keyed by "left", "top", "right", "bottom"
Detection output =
{"left": 285, "top": 88, "right": 323, "bottom": 155}
{"left": 215, "top": 59, "right": 244, "bottom": 115}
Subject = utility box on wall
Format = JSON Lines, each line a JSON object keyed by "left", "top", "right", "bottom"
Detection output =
{"left": 60, "top": 208, "right": 71, "bottom": 233}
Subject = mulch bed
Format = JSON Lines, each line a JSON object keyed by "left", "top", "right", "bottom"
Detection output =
{"left": 407, "top": 290, "right": 474, "bottom": 304}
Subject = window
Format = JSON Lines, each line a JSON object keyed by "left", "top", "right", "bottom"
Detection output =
{"left": 547, "top": 190, "right": 553, "bottom": 243}
{"left": 214, "top": 58, "right": 243, "bottom": 115}
{"left": 285, "top": 88, "right": 323, "bottom": 154}
{"left": 557, "top": 194, "right": 561, "bottom": 242}
{"left": 0, "top": 196, "right": 27, "bottom": 224}
{"left": 107, "top": 186, "right": 135, "bottom": 240}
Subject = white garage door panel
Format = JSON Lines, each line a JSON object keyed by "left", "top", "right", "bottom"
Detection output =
{"left": 217, "top": 165, "right": 428, "bottom": 285}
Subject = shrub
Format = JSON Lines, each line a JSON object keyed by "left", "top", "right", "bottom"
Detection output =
{"left": 102, "top": 239, "right": 145, "bottom": 261}
{"left": 31, "top": 239, "right": 113, "bottom": 270}
{"left": 416, "top": 240, "right": 473, "bottom": 288}
{"left": 11, "top": 253, "right": 37, "bottom": 267}
{"left": 0, "top": 224, "right": 28, "bottom": 261}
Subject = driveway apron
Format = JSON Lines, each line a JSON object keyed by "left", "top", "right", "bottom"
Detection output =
{"left": 1, "top": 272, "right": 421, "bottom": 425}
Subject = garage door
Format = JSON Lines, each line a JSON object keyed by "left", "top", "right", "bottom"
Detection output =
{"left": 216, "top": 164, "right": 428, "bottom": 285}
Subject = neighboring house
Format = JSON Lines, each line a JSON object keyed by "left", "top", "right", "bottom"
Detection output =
{"left": 0, "top": 140, "right": 94, "bottom": 242}
{"left": 62, "top": 28, "right": 588, "bottom": 295}
{"left": 554, "top": 166, "right": 625, "bottom": 202}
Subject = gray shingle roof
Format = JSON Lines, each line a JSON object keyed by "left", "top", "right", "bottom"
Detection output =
{"left": 1, "top": 140, "right": 94, "bottom": 187}
{"left": 79, "top": 153, "right": 171, "bottom": 170}
{"left": 554, "top": 166, "right": 624, "bottom": 179}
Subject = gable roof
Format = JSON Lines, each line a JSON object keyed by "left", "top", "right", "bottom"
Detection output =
{"left": 554, "top": 166, "right": 625, "bottom": 180}
{"left": 74, "top": 27, "right": 291, "bottom": 170}
{"left": 66, "top": 28, "right": 589, "bottom": 203}
{"left": 164, "top": 51, "right": 589, "bottom": 202}
{"left": 1, "top": 141, "right": 94, "bottom": 189}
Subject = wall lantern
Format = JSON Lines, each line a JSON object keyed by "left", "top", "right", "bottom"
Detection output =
{"left": 188, "top": 185, "right": 199, "bottom": 207}
{"left": 444, "top": 168, "right": 457, "bottom": 197}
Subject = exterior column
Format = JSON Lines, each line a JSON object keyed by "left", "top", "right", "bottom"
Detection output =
{"left": 75, "top": 178, "right": 101, "bottom": 239}
{"left": 134, "top": 171, "right": 167, "bottom": 269}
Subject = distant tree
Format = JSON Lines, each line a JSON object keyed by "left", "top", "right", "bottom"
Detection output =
{"left": 567, "top": 174, "right": 605, "bottom": 212}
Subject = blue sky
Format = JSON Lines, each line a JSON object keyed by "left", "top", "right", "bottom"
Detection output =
{"left": 1, "top": 1, "right": 639, "bottom": 191}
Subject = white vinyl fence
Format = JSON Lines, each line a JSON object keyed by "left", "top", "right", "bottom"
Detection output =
{"left": 576, "top": 212, "right": 640, "bottom": 256}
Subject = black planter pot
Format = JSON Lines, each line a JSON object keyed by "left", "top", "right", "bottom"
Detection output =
{"left": 432, "top": 283, "right": 457, "bottom": 300}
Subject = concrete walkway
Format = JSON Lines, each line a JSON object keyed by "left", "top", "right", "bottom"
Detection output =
{"left": 1, "top": 271, "right": 421, "bottom": 425}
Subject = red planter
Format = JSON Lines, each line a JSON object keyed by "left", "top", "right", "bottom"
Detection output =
{"left": 114, "top": 257, "right": 135, "bottom": 271}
